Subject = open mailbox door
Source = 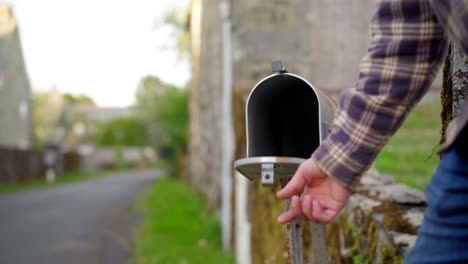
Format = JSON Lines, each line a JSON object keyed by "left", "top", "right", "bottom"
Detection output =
{"left": 234, "top": 61, "right": 335, "bottom": 186}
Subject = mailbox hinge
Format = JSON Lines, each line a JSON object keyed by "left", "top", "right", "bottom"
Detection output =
{"left": 272, "top": 60, "right": 288, "bottom": 74}
{"left": 261, "top": 163, "right": 274, "bottom": 187}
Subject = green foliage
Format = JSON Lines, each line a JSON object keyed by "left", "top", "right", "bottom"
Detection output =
{"left": 155, "top": 88, "right": 189, "bottom": 148}
{"left": 134, "top": 179, "right": 235, "bottom": 264}
{"left": 374, "top": 102, "right": 441, "bottom": 190}
{"left": 164, "top": 8, "right": 190, "bottom": 59}
{"left": 94, "top": 117, "right": 147, "bottom": 147}
{"left": 63, "top": 93, "right": 96, "bottom": 106}
{"left": 134, "top": 75, "right": 189, "bottom": 176}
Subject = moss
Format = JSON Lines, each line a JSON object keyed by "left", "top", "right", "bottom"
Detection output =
{"left": 251, "top": 180, "right": 288, "bottom": 264}
{"left": 380, "top": 243, "right": 403, "bottom": 264}
{"left": 441, "top": 45, "right": 453, "bottom": 145}
{"left": 233, "top": 89, "right": 249, "bottom": 160}
{"left": 373, "top": 201, "right": 417, "bottom": 235}
{"left": 327, "top": 210, "right": 378, "bottom": 263}
{"left": 372, "top": 199, "right": 403, "bottom": 213}
{"left": 326, "top": 199, "right": 420, "bottom": 263}
{"left": 350, "top": 214, "right": 377, "bottom": 263}
{"left": 326, "top": 219, "right": 343, "bottom": 262}
{"left": 301, "top": 219, "right": 313, "bottom": 261}
{"left": 366, "top": 221, "right": 377, "bottom": 261}
{"left": 382, "top": 214, "right": 417, "bottom": 235}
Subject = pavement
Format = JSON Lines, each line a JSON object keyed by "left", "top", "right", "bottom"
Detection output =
{"left": 0, "top": 169, "right": 161, "bottom": 264}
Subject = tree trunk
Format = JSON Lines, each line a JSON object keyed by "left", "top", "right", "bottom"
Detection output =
{"left": 451, "top": 45, "right": 468, "bottom": 116}
{"left": 441, "top": 44, "right": 468, "bottom": 143}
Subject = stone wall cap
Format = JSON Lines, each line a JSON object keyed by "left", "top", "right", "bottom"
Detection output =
{"left": 369, "top": 184, "right": 426, "bottom": 205}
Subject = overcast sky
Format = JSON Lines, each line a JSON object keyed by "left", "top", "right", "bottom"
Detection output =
{"left": 6, "top": 0, "right": 190, "bottom": 107}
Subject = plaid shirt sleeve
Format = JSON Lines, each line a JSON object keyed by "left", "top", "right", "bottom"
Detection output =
{"left": 311, "top": 0, "right": 449, "bottom": 189}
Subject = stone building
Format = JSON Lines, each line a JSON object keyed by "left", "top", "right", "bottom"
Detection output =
{"left": 189, "top": 0, "right": 224, "bottom": 208}
{"left": 0, "top": 5, "right": 32, "bottom": 149}
{"left": 231, "top": 0, "right": 375, "bottom": 93}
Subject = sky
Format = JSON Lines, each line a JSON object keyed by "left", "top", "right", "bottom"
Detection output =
{"left": 6, "top": 0, "right": 190, "bottom": 107}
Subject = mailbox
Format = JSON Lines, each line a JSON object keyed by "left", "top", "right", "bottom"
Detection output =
{"left": 234, "top": 61, "right": 336, "bottom": 186}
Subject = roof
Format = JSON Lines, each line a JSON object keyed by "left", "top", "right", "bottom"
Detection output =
{"left": 0, "top": 4, "right": 17, "bottom": 37}
{"left": 73, "top": 107, "right": 132, "bottom": 124}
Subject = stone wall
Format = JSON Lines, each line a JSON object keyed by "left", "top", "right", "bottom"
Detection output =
{"left": 0, "top": 5, "right": 32, "bottom": 149}
{"left": 231, "top": 0, "right": 375, "bottom": 93}
{"left": 327, "top": 169, "right": 425, "bottom": 263}
{"left": 188, "top": 0, "right": 224, "bottom": 208}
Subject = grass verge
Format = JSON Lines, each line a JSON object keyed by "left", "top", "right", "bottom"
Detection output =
{"left": 0, "top": 171, "right": 100, "bottom": 194}
{"left": 374, "top": 101, "right": 441, "bottom": 191}
{"left": 134, "top": 179, "right": 235, "bottom": 264}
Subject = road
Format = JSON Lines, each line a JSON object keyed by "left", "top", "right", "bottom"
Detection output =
{"left": 0, "top": 170, "right": 161, "bottom": 264}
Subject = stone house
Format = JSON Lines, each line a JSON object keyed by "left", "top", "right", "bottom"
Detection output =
{"left": 0, "top": 4, "right": 32, "bottom": 149}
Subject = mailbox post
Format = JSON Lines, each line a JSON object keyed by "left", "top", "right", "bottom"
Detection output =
{"left": 234, "top": 61, "right": 334, "bottom": 264}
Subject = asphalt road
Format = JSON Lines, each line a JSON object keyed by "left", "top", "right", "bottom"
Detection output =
{"left": 0, "top": 170, "right": 161, "bottom": 264}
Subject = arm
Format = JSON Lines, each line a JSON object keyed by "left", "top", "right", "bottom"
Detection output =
{"left": 312, "top": 0, "right": 448, "bottom": 189}
{"left": 278, "top": 0, "right": 448, "bottom": 224}
{"left": 430, "top": 0, "right": 468, "bottom": 55}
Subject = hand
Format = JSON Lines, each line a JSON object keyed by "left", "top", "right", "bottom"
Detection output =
{"left": 276, "top": 158, "right": 351, "bottom": 224}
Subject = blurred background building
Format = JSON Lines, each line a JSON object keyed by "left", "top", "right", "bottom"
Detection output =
{"left": 0, "top": 4, "right": 32, "bottom": 149}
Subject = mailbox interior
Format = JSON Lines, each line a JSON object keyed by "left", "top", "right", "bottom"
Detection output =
{"left": 247, "top": 74, "right": 320, "bottom": 159}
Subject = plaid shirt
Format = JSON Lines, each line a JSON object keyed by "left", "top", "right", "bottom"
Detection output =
{"left": 312, "top": 0, "right": 468, "bottom": 189}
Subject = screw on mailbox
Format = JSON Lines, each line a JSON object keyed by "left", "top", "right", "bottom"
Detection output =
{"left": 234, "top": 61, "right": 335, "bottom": 264}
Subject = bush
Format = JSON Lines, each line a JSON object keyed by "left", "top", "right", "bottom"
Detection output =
{"left": 94, "top": 117, "right": 147, "bottom": 147}
{"left": 134, "top": 76, "right": 189, "bottom": 178}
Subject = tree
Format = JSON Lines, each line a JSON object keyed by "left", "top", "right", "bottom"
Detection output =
{"left": 63, "top": 93, "right": 95, "bottom": 106}
{"left": 134, "top": 75, "right": 189, "bottom": 178}
{"left": 164, "top": 8, "right": 191, "bottom": 59}
{"left": 32, "top": 89, "right": 64, "bottom": 147}
{"left": 94, "top": 117, "right": 147, "bottom": 147}
{"left": 32, "top": 89, "right": 98, "bottom": 148}
{"left": 441, "top": 45, "right": 468, "bottom": 143}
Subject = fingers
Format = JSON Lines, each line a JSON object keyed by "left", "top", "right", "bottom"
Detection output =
{"left": 277, "top": 197, "right": 338, "bottom": 225}
{"left": 311, "top": 200, "right": 335, "bottom": 224}
{"left": 302, "top": 194, "right": 314, "bottom": 219}
{"left": 290, "top": 196, "right": 305, "bottom": 219}
{"left": 298, "top": 195, "right": 330, "bottom": 224}
{"left": 276, "top": 166, "right": 306, "bottom": 199}
{"left": 277, "top": 210, "right": 296, "bottom": 224}
{"left": 277, "top": 196, "right": 304, "bottom": 224}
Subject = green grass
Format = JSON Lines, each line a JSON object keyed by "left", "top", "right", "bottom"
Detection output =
{"left": 134, "top": 179, "right": 235, "bottom": 264}
{"left": 0, "top": 171, "right": 101, "bottom": 194}
{"left": 374, "top": 101, "right": 442, "bottom": 190}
